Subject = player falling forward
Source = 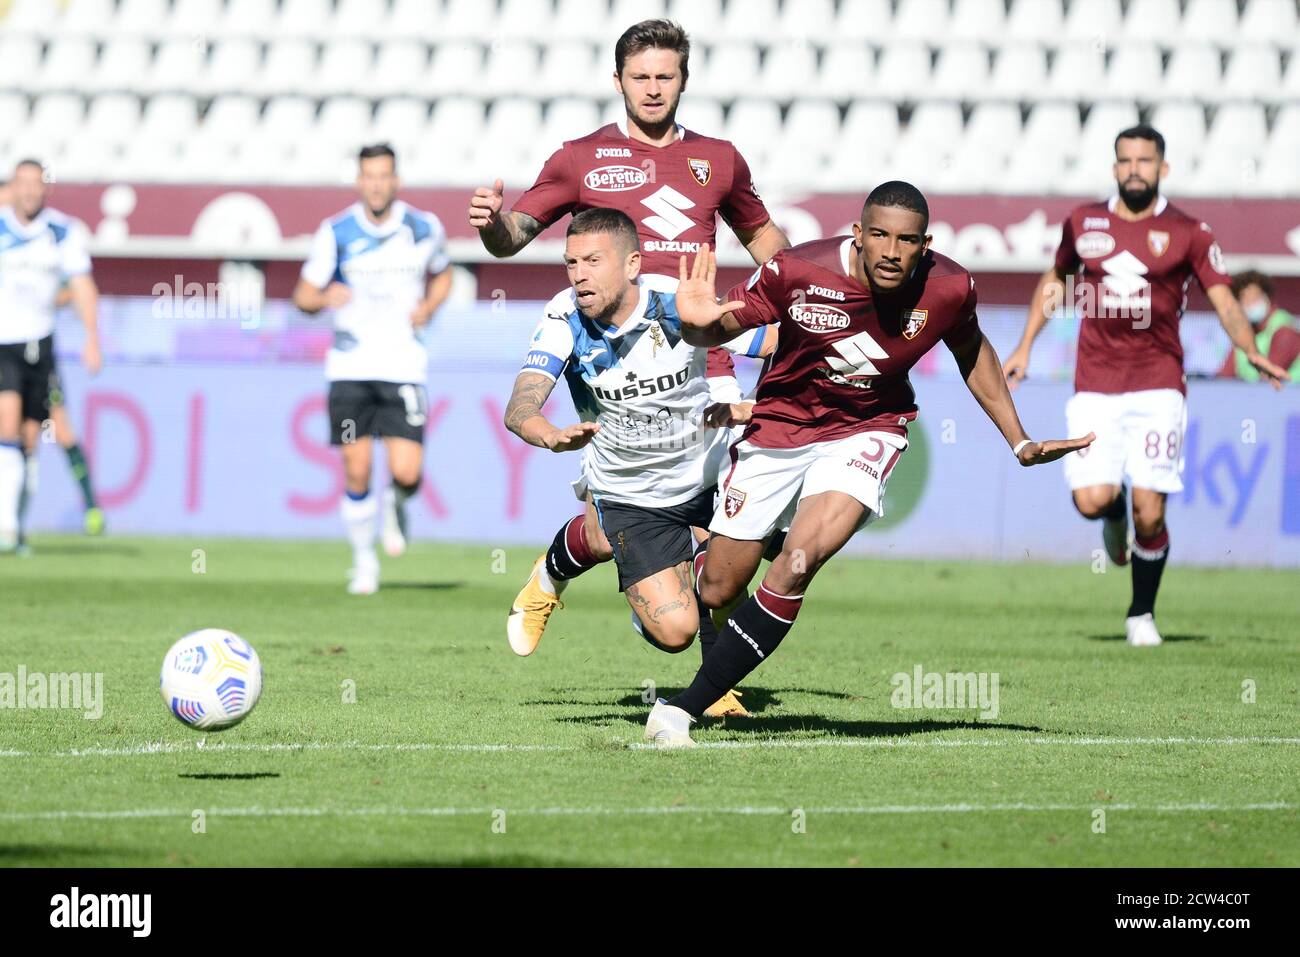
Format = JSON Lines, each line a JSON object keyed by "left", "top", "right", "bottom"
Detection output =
{"left": 1002, "top": 125, "right": 1288, "bottom": 647}
{"left": 504, "top": 210, "right": 768, "bottom": 717}
{"left": 0, "top": 159, "right": 102, "bottom": 553}
{"left": 642, "top": 182, "right": 1094, "bottom": 747}
{"left": 294, "top": 144, "right": 452, "bottom": 594}
{"left": 469, "top": 19, "right": 789, "bottom": 678}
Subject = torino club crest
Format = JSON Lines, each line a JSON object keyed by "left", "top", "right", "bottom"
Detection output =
{"left": 688, "top": 158, "right": 711, "bottom": 186}
{"left": 724, "top": 486, "right": 746, "bottom": 518}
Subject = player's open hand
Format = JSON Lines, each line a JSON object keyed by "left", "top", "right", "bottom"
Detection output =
{"left": 676, "top": 244, "right": 745, "bottom": 329}
{"left": 544, "top": 421, "right": 599, "bottom": 452}
{"left": 1002, "top": 346, "right": 1030, "bottom": 390}
{"left": 324, "top": 282, "right": 351, "bottom": 309}
{"left": 81, "top": 338, "right": 102, "bottom": 377}
{"left": 468, "top": 179, "right": 505, "bottom": 231}
{"left": 703, "top": 401, "right": 754, "bottom": 429}
{"left": 1246, "top": 350, "right": 1290, "bottom": 390}
{"left": 1016, "top": 432, "right": 1095, "bottom": 466}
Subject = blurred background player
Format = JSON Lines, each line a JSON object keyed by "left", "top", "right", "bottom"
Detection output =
{"left": 1217, "top": 270, "right": 1300, "bottom": 384}
{"left": 1002, "top": 125, "right": 1289, "bottom": 647}
{"left": 0, "top": 159, "right": 101, "bottom": 553}
{"left": 469, "top": 19, "right": 789, "bottom": 659}
{"left": 294, "top": 144, "right": 452, "bottom": 595}
{"left": 644, "top": 184, "right": 1092, "bottom": 747}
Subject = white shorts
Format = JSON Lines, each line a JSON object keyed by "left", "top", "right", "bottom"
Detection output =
{"left": 1063, "top": 388, "right": 1187, "bottom": 494}
{"left": 709, "top": 431, "right": 909, "bottom": 541}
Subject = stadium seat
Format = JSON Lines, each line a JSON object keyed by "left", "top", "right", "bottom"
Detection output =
{"left": 58, "top": 0, "right": 117, "bottom": 39}
{"left": 1022, "top": 100, "right": 1082, "bottom": 152}
{"left": 779, "top": 98, "right": 842, "bottom": 163}
{"left": 723, "top": 98, "right": 783, "bottom": 169}
{"left": 120, "top": 136, "right": 186, "bottom": 183}
{"left": 693, "top": 42, "right": 761, "bottom": 100}
{"left": 833, "top": 0, "right": 894, "bottom": 44}
{"left": 1161, "top": 44, "right": 1223, "bottom": 103}
{"left": 1079, "top": 100, "right": 1140, "bottom": 159}
{"left": 562, "top": 0, "right": 620, "bottom": 44}
{"left": 761, "top": 40, "right": 821, "bottom": 102}
{"left": 987, "top": 43, "right": 1049, "bottom": 101}
{"left": 428, "top": 96, "right": 488, "bottom": 149}
{"left": 610, "top": 0, "right": 668, "bottom": 37}
{"left": 675, "top": 96, "right": 725, "bottom": 136}
{"left": 1180, "top": 0, "right": 1239, "bottom": 46}
{"left": 948, "top": 0, "right": 1009, "bottom": 45}
{"left": 316, "top": 39, "right": 375, "bottom": 99}
{"left": 1061, "top": 0, "right": 1121, "bottom": 44}
{"left": 385, "top": 0, "right": 443, "bottom": 40}
{"left": 365, "top": 40, "right": 431, "bottom": 99}
{"left": 481, "top": 41, "right": 544, "bottom": 99}
{"left": 1148, "top": 101, "right": 1208, "bottom": 158}
{"left": 840, "top": 99, "right": 901, "bottom": 154}
{"left": 0, "top": 94, "right": 31, "bottom": 139}
{"left": 1204, "top": 102, "right": 1269, "bottom": 158}
{"left": 537, "top": 39, "right": 603, "bottom": 100}
{"left": 1220, "top": 44, "right": 1283, "bottom": 104}
{"left": 217, "top": 0, "right": 277, "bottom": 40}
{"left": 1104, "top": 43, "right": 1164, "bottom": 100}
{"left": 1256, "top": 149, "right": 1300, "bottom": 196}
{"left": 542, "top": 97, "right": 602, "bottom": 143}
{"left": 201, "top": 95, "right": 263, "bottom": 146}
{"left": 893, "top": 0, "right": 950, "bottom": 42}
{"left": 719, "top": 0, "right": 780, "bottom": 43}
{"left": 1238, "top": 0, "right": 1298, "bottom": 45}
{"left": 114, "top": 0, "right": 170, "bottom": 39}
{"left": 316, "top": 97, "right": 375, "bottom": 148}
{"left": 930, "top": 43, "right": 990, "bottom": 102}
{"left": 167, "top": 0, "right": 224, "bottom": 41}
{"left": 332, "top": 0, "right": 390, "bottom": 42}
{"left": 428, "top": 42, "right": 487, "bottom": 97}
{"left": 370, "top": 97, "right": 430, "bottom": 154}
{"left": 964, "top": 101, "right": 1023, "bottom": 162}
{"left": 816, "top": 42, "right": 876, "bottom": 101}
{"left": 0, "top": 36, "right": 43, "bottom": 90}
{"left": 32, "top": 38, "right": 98, "bottom": 94}
{"left": 87, "top": 38, "right": 153, "bottom": 94}
{"left": 1185, "top": 149, "right": 1259, "bottom": 197}
{"left": 277, "top": 0, "right": 334, "bottom": 41}
{"left": 139, "top": 93, "right": 201, "bottom": 146}
{"left": 1123, "top": 0, "right": 1183, "bottom": 45}
{"left": 259, "top": 95, "right": 318, "bottom": 150}
{"left": 85, "top": 93, "right": 142, "bottom": 145}
{"left": 144, "top": 38, "right": 209, "bottom": 96}
{"left": 873, "top": 43, "right": 932, "bottom": 102}
{"left": 199, "top": 39, "right": 264, "bottom": 98}
{"left": 441, "top": 0, "right": 493, "bottom": 43}
{"left": 1282, "top": 43, "right": 1300, "bottom": 99}
{"left": 899, "top": 101, "right": 964, "bottom": 155}
{"left": 3, "top": 0, "right": 60, "bottom": 37}
{"left": 28, "top": 93, "right": 87, "bottom": 143}
{"left": 1271, "top": 103, "right": 1300, "bottom": 153}
{"left": 498, "top": 0, "right": 560, "bottom": 43}
{"left": 254, "top": 39, "right": 315, "bottom": 98}
{"left": 1048, "top": 42, "right": 1109, "bottom": 101}
{"left": 1005, "top": 0, "right": 1064, "bottom": 43}
{"left": 774, "top": 0, "right": 836, "bottom": 44}
{"left": 666, "top": 0, "right": 725, "bottom": 40}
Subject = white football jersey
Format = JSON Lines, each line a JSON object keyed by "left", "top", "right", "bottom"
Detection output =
{"left": 521, "top": 274, "right": 765, "bottom": 507}
{"left": 300, "top": 200, "right": 450, "bottom": 384}
{"left": 0, "top": 205, "right": 92, "bottom": 345}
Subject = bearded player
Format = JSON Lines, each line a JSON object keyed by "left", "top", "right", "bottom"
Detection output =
{"left": 469, "top": 19, "right": 788, "bottom": 670}
{"left": 1002, "top": 125, "right": 1288, "bottom": 647}
{"left": 642, "top": 183, "right": 1093, "bottom": 747}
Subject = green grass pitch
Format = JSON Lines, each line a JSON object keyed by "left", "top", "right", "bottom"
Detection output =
{"left": 1, "top": 534, "right": 1296, "bottom": 867}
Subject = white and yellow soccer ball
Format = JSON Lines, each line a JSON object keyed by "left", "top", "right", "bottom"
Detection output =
{"left": 160, "top": 629, "right": 263, "bottom": 731}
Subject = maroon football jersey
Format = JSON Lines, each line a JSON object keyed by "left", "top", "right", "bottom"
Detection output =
{"left": 1055, "top": 196, "right": 1231, "bottom": 395}
{"left": 725, "top": 238, "right": 982, "bottom": 449}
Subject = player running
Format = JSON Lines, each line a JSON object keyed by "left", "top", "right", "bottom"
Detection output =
{"left": 294, "top": 144, "right": 452, "bottom": 594}
{"left": 0, "top": 159, "right": 102, "bottom": 553}
{"left": 642, "top": 182, "right": 1093, "bottom": 747}
{"left": 470, "top": 19, "right": 789, "bottom": 662}
{"left": 505, "top": 209, "right": 768, "bottom": 715}
{"left": 1001, "top": 125, "right": 1288, "bottom": 647}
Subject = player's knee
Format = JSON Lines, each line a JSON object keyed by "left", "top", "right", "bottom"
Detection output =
{"left": 1072, "top": 489, "right": 1113, "bottom": 520}
{"left": 1132, "top": 507, "right": 1165, "bottom": 539}
{"left": 392, "top": 475, "right": 421, "bottom": 496}
{"left": 696, "top": 574, "right": 740, "bottom": 611}
{"left": 642, "top": 621, "right": 696, "bottom": 654}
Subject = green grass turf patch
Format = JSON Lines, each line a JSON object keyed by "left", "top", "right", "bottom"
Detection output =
{"left": 1, "top": 534, "right": 1296, "bottom": 866}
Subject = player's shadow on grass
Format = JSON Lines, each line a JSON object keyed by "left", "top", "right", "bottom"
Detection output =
{"left": 378, "top": 581, "right": 466, "bottom": 591}
{"left": 24, "top": 543, "right": 141, "bottom": 557}
{"left": 0, "top": 843, "right": 153, "bottom": 863}
{"left": 1085, "top": 633, "right": 1209, "bottom": 642}
{"left": 178, "top": 772, "right": 281, "bottom": 780}
{"left": 559, "top": 709, "right": 1047, "bottom": 738}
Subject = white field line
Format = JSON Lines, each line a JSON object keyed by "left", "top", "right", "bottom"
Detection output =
{"left": 1, "top": 736, "right": 1298, "bottom": 759}
{"left": 0, "top": 802, "right": 1295, "bottom": 822}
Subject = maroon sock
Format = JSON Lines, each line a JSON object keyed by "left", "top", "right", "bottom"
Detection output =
{"left": 544, "top": 515, "right": 605, "bottom": 582}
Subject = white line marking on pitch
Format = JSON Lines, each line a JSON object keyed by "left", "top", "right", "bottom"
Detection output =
{"left": 2, "top": 736, "right": 1297, "bottom": 758}
{"left": 0, "top": 802, "right": 1295, "bottom": 822}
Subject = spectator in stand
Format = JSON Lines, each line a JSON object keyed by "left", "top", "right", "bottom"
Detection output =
{"left": 1218, "top": 271, "right": 1300, "bottom": 385}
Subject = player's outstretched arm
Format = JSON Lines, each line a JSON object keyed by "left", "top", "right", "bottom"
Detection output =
{"left": 468, "top": 179, "right": 544, "bottom": 258}
{"left": 1003, "top": 265, "right": 1068, "bottom": 390}
{"left": 1206, "top": 284, "right": 1290, "bottom": 389}
{"left": 953, "top": 330, "right": 1095, "bottom": 467}
{"left": 504, "top": 371, "right": 599, "bottom": 452}
{"left": 676, "top": 245, "right": 748, "bottom": 347}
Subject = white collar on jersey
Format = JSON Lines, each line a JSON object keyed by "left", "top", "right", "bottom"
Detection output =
{"left": 0, "top": 204, "right": 58, "bottom": 237}
{"left": 1107, "top": 194, "right": 1168, "bottom": 216}
{"left": 615, "top": 113, "right": 686, "bottom": 144}
{"left": 839, "top": 237, "right": 856, "bottom": 278}
{"left": 348, "top": 199, "right": 409, "bottom": 236}
{"left": 589, "top": 274, "right": 678, "bottom": 337}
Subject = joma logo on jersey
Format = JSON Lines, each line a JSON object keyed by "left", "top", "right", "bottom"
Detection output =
{"left": 1083, "top": 217, "right": 1110, "bottom": 230}
{"left": 806, "top": 284, "right": 846, "bottom": 301}
{"left": 789, "top": 303, "right": 851, "bottom": 334}
{"left": 584, "top": 165, "right": 648, "bottom": 192}
{"left": 596, "top": 147, "right": 632, "bottom": 158}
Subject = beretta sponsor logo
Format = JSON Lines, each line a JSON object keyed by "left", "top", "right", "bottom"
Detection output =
{"left": 1075, "top": 230, "right": 1116, "bottom": 258}
{"left": 789, "top": 302, "right": 851, "bottom": 333}
{"left": 584, "top": 165, "right": 648, "bottom": 192}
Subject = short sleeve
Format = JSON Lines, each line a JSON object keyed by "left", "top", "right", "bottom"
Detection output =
{"left": 722, "top": 254, "right": 786, "bottom": 330}
{"left": 941, "top": 276, "right": 982, "bottom": 352}
{"left": 707, "top": 375, "right": 743, "bottom": 404}
{"left": 58, "top": 220, "right": 92, "bottom": 279}
{"left": 1053, "top": 214, "right": 1081, "bottom": 275}
{"left": 1189, "top": 221, "right": 1231, "bottom": 294}
{"left": 510, "top": 146, "right": 579, "bottom": 230}
{"left": 300, "top": 220, "right": 339, "bottom": 288}
{"left": 425, "top": 213, "right": 451, "bottom": 274}
{"left": 719, "top": 325, "right": 766, "bottom": 358}
{"left": 520, "top": 308, "right": 576, "bottom": 382}
{"left": 718, "top": 147, "right": 772, "bottom": 235}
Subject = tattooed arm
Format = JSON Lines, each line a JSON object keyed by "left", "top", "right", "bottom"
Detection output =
{"left": 468, "top": 179, "right": 547, "bottom": 258}
{"left": 503, "top": 371, "right": 600, "bottom": 452}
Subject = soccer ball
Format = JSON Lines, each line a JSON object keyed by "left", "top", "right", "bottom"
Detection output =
{"left": 160, "top": 629, "right": 263, "bottom": 731}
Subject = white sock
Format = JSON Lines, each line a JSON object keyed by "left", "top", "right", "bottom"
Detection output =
{"left": 0, "top": 444, "right": 23, "bottom": 540}
{"left": 340, "top": 491, "right": 378, "bottom": 564}
{"left": 536, "top": 561, "right": 563, "bottom": 596}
